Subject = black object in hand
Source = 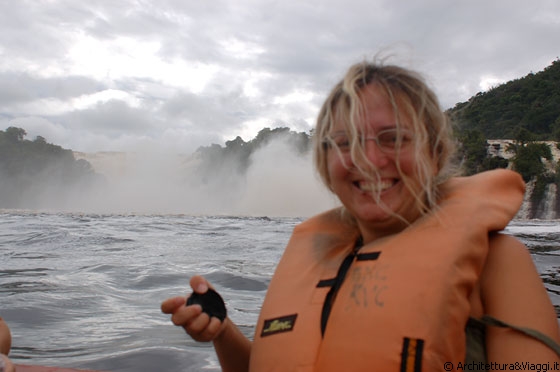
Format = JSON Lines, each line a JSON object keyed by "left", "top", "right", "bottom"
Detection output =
{"left": 186, "top": 288, "right": 227, "bottom": 321}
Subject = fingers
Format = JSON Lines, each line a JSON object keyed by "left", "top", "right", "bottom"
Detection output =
{"left": 170, "top": 303, "right": 203, "bottom": 327}
{"left": 161, "top": 275, "right": 212, "bottom": 314}
{"left": 190, "top": 275, "right": 211, "bottom": 293}
{"left": 163, "top": 276, "right": 226, "bottom": 342}
{"left": 1, "top": 354, "right": 15, "bottom": 372}
{"left": 166, "top": 300, "right": 224, "bottom": 342}
{"left": 161, "top": 296, "right": 186, "bottom": 314}
{"left": 185, "top": 313, "right": 225, "bottom": 342}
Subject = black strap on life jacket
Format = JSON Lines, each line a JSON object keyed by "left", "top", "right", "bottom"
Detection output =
{"left": 316, "top": 237, "right": 381, "bottom": 337}
{"left": 400, "top": 337, "right": 424, "bottom": 372}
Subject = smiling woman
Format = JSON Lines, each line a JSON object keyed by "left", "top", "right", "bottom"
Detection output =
{"left": 162, "top": 59, "right": 560, "bottom": 371}
{"left": 314, "top": 63, "right": 455, "bottom": 241}
{"left": 324, "top": 86, "right": 425, "bottom": 236}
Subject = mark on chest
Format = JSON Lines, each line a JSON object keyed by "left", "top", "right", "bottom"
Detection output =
{"left": 347, "top": 262, "right": 389, "bottom": 309}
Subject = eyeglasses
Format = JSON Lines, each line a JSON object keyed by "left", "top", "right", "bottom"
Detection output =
{"left": 322, "top": 128, "right": 413, "bottom": 154}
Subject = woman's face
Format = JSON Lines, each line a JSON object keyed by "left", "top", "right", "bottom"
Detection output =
{"left": 326, "top": 85, "right": 432, "bottom": 238}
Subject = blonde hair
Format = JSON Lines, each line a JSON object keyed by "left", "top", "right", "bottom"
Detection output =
{"left": 314, "top": 61, "right": 457, "bottom": 220}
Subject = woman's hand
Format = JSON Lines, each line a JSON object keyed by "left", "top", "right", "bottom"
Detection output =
{"left": 0, "top": 354, "right": 15, "bottom": 372}
{"left": 161, "top": 275, "right": 227, "bottom": 342}
{"left": 0, "top": 317, "right": 13, "bottom": 372}
{"left": 162, "top": 275, "right": 252, "bottom": 371}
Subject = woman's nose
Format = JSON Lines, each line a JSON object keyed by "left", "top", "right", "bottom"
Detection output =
{"left": 363, "top": 139, "right": 390, "bottom": 167}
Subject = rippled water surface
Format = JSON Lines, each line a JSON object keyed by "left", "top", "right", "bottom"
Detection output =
{"left": 1, "top": 212, "right": 559, "bottom": 371}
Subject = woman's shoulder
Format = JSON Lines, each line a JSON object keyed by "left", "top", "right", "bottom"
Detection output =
{"left": 481, "top": 232, "right": 549, "bottom": 313}
{"left": 479, "top": 232, "right": 560, "bottom": 361}
{"left": 485, "top": 233, "right": 533, "bottom": 270}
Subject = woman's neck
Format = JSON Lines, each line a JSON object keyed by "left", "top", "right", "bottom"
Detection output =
{"left": 356, "top": 214, "right": 418, "bottom": 245}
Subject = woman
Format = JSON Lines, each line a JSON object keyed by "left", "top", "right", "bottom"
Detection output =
{"left": 162, "top": 61, "right": 560, "bottom": 371}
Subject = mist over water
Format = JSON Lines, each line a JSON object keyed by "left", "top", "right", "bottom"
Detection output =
{"left": 69, "top": 137, "right": 338, "bottom": 217}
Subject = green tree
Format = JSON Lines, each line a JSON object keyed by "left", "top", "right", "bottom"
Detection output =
{"left": 5, "top": 127, "right": 27, "bottom": 142}
{"left": 194, "top": 127, "right": 312, "bottom": 187}
{"left": 513, "top": 127, "right": 537, "bottom": 145}
{"left": 552, "top": 116, "right": 560, "bottom": 142}
{"left": 449, "top": 59, "right": 560, "bottom": 140}
{"left": 458, "top": 129, "right": 488, "bottom": 175}
{"left": 34, "top": 135, "right": 47, "bottom": 144}
{"left": 457, "top": 129, "right": 509, "bottom": 175}
{"left": 511, "top": 143, "right": 552, "bottom": 182}
{"left": 0, "top": 127, "right": 100, "bottom": 209}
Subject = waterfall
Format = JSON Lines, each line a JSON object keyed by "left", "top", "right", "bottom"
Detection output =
{"left": 529, "top": 182, "right": 558, "bottom": 220}
{"left": 542, "top": 183, "right": 557, "bottom": 220}
{"left": 515, "top": 179, "right": 534, "bottom": 220}
{"left": 516, "top": 181, "right": 558, "bottom": 220}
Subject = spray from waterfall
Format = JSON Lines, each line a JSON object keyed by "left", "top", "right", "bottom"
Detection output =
{"left": 67, "top": 138, "right": 338, "bottom": 217}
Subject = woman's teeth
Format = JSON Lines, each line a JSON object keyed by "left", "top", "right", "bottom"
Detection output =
{"left": 356, "top": 180, "right": 395, "bottom": 193}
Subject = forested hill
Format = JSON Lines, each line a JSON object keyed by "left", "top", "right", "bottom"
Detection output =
{"left": 0, "top": 127, "right": 102, "bottom": 209}
{"left": 194, "top": 127, "right": 310, "bottom": 183}
{"left": 448, "top": 59, "right": 560, "bottom": 140}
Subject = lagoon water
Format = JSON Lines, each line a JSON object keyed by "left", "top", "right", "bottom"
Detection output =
{"left": 1, "top": 211, "right": 559, "bottom": 371}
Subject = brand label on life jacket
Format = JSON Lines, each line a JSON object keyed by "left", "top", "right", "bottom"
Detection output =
{"left": 261, "top": 314, "right": 298, "bottom": 337}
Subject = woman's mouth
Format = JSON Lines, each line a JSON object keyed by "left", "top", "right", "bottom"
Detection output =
{"left": 354, "top": 179, "right": 397, "bottom": 194}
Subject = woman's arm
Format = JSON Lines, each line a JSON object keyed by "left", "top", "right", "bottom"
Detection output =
{"left": 161, "top": 276, "right": 252, "bottom": 372}
{"left": 481, "top": 233, "right": 560, "bottom": 361}
{"left": 213, "top": 317, "right": 252, "bottom": 372}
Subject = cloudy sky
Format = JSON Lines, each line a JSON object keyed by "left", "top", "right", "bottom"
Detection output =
{"left": 0, "top": 0, "right": 558, "bottom": 155}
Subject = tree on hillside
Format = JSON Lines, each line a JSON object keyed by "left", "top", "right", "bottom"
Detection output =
{"left": 511, "top": 143, "right": 552, "bottom": 183}
{"left": 0, "top": 127, "right": 100, "bottom": 209}
{"left": 457, "top": 129, "right": 508, "bottom": 175}
{"left": 552, "top": 117, "right": 560, "bottom": 143}
{"left": 194, "top": 127, "right": 312, "bottom": 188}
{"left": 457, "top": 129, "right": 487, "bottom": 175}
{"left": 449, "top": 59, "right": 560, "bottom": 140}
{"left": 4, "top": 127, "right": 26, "bottom": 142}
{"left": 34, "top": 135, "right": 47, "bottom": 144}
{"left": 513, "top": 127, "right": 537, "bottom": 145}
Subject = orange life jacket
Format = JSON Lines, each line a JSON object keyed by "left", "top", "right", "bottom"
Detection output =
{"left": 249, "top": 169, "right": 525, "bottom": 372}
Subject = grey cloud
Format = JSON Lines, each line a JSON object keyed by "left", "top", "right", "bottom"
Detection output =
{"left": 61, "top": 100, "right": 157, "bottom": 135}
{"left": 161, "top": 89, "right": 254, "bottom": 133}
{"left": 0, "top": 0, "right": 559, "bottom": 153}
{"left": 0, "top": 73, "right": 104, "bottom": 108}
{"left": 0, "top": 1, "right": 92, "bottom": 62}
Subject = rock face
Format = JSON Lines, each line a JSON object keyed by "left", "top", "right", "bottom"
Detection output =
{"left": 486, "top": 140, "right": 559, "bottom": 220}
{"left": 487, "top": 140, "right": 560, "bottom": 163}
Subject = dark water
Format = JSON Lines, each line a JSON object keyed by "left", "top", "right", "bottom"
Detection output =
{"left": 0, "top": 211, "right": 559, "bottom": 371}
